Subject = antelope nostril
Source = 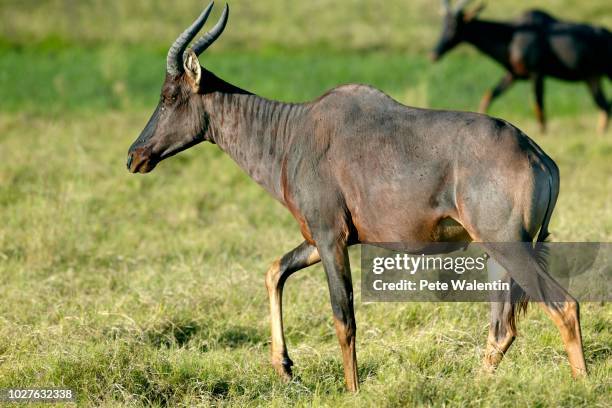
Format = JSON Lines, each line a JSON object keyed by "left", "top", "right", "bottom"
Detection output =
{"left": 127, "top": 154, "right": 133, "bottom": 170}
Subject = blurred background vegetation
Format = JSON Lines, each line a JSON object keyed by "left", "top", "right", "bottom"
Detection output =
{"left": 1, "top": 0, "right": 611, "bottom": 51}
{"left": 1, "top": 0, "right": 610, "bottom": 116}
{"left": 0, "top": 1, "right": 610, "bottom": 406}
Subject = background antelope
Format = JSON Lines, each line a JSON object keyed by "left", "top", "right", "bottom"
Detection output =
{"left": 433, "top": 0, "right": 612, "bottom": 133}
{"left": 127, "top": 3, "right": 586, "bottom": 392}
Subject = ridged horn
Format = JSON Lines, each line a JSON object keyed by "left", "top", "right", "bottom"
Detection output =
{"left": 166, "top": 2, "right": 215, "bottom": 75}
{"left": 188, "top": 3, "right": 229, "bottom": 57}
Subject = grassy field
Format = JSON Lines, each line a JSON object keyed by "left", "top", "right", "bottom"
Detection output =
{"left": 1, "top": 0, "right": 611, "bottom": 52}
{"left": 1, "top": 1, "right": 611, "bottom": 406}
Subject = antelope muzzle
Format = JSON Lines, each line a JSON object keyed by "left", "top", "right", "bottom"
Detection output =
{"left": 127, "top": 146, "right": 159, "bottom": 174}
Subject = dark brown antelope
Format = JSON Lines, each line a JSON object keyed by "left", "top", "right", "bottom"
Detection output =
{"left": 127, "top": 3, "right": 587, "bottom": 391}
{"left": 433, "top": 0, "right": 612, "bottom": 133}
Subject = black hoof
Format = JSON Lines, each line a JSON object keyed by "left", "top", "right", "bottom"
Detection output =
{"left": 282, "top": 357, "right": 293, "bottom": 369}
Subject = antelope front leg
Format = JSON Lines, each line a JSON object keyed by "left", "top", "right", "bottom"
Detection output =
{"left": 265, "top": 241, "right": 320, "bottom": 381}
{"left": 586, "top": 77, "right": 610, "bottom": 134}
{"left": 479, "top": 72, "right": 514, "bottom": 113}
{"left": 317, "top": 238, "right": 359, "bottom": 392}
{"left": 533, "top": 75, "right": 547, "bottom": 133}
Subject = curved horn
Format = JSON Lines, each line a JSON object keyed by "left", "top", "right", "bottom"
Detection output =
{"left": 188, "top": 3, "right": 229, "bottom": 56}
{"left": 166, "top": 2, "right": 215, "bottom": 75}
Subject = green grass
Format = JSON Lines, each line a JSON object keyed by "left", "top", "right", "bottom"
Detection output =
{"left": 1, "top": 45, "right": 608, "bottom": 118}
{"left": 1, "top": 45, "right": 610, "bottom": 406}
{"left": 1, "top": 0, "right": 611, "bottom": 406}
{"left": 1, "top": 0, "right": 611, "bottom": 52}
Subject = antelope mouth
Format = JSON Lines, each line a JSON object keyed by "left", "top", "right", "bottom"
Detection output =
{"left": 127, "top": 151, "right": 159, "bottom": 174}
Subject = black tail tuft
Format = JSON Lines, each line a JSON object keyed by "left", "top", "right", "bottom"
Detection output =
{"left": 507, "top": 230, "right": 552, "bottom": 331}
{"left": 507, "top": 217, "right": 554, "bottom": 332}
{"left": 508, "top": 280, "right": 530, "bottom": 334}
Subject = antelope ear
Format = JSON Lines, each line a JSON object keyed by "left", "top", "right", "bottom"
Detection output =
{"left": 184, "top": 49, "right": 202, "bottom": 91}
{"left": 463, "top": 3, "right": 486, "bottom": 22}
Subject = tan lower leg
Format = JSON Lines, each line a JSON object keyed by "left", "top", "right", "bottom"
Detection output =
{"left": 265, "top": 259, "right": 292, "bottom": 380}
{"left": 535, "top": 104, "right": 546, "bottom": 132}
{"left": 479, "top": 92, "right": 493, "bottom": 113}
{"left": 541, "top": 301, "right": 587, "bottom": 377}
{"left": 483, "top": 330, "right": 516, "bottom": 371}
{"left": 597, "top": 111, "right": 609, "bottom": 134}
{"left": 333, "top": 318, "right": 359, "bottom": 392}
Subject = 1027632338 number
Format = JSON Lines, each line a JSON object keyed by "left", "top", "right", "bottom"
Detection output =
{"left": 1, "top": 388, "right": 75, "bottom": 402}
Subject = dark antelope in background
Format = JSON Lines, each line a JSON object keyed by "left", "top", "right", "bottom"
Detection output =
{"left": 433, "top": 0, "right": 612, "bottom": 133}
{"left": 127, "top": 2, "right": 587, "bottom": 392}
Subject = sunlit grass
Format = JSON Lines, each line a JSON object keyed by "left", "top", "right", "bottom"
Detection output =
{"left": 0, "top": 21, "right": 611, "bottom": 407}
